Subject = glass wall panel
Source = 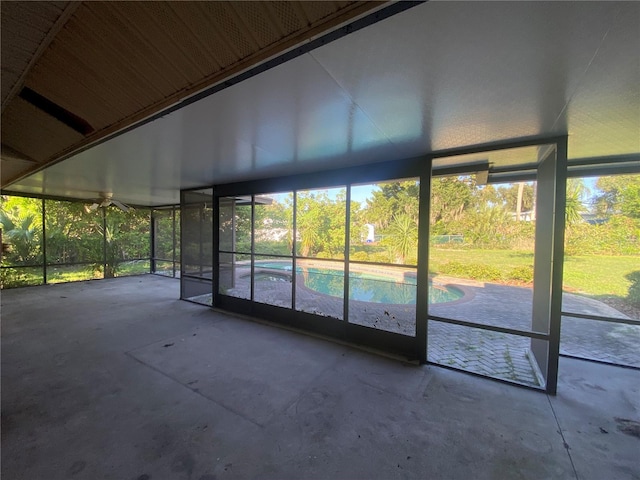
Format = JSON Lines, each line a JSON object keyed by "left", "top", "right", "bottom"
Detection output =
{"left": 560, "top": 315, "right": 640, "bottom": 368}
{"left": 1, "top": 196, "right": 43, "bottom": 268}
{"left": 183, "top": 191, "right": 213, "bottom": 278}
{"left": 152, "top": 207, "right": 179, "bottom": 277}
{"left": 428, "top": 174, "right": 538, "bottom": 331}
{"left": 428, "top": 320, "right": 543, "bottom": 387}
{"left": 295, "top": 187, "right": 346, "bottom": 259}
{"left": 104, "top": 207, "right": 150, "bottom": 277}
{"left": 174, "top": 209, "right": 181, "bottom": 263}
{"left": 295, "top": 259, "right": 344, "bottom": 319}
{"left": 219, "top": 197, "right": 251, "bottom": 251}
{"left": 560, "top": 173, "right": 639, "bottom": 366}
{"left": 154, "top": 209, "right": 174, "bottom": 259}
{"left": 116, "top": 259, "right": 151, "bottom": 277}
{"left": 47, "top": 264, "right": 101, "bottom": 284}
{"left": 182, "top": 189, "right": 213, "bottom": 304}
{"left": 154, "top": 260, "right": 175, "bottom": 277}
{"left": 348, "top": 179, "right": 420, "bottom": 336}
{"left": 3, "top": 195, "right": 153, "bottom": 288}
{"left": 426, "top": 144, "right": 561, "bottom": 389}
{"left": 45, "top": 199, "right": 104, "bottom": 282}
{"left": 45, "top": 199, "right": 103, "bottom": 266}
{"left": 350, "top": 180, "right": 419, "bottom": 265}
{"left": 254, "top": 192, "right": 293, "bottom": 256}
{"left": 0, "top": 267, "right": 44, "bottom": 288}
{"left": 218, "top": 197, "right": 235, "bottom": 253}
{"left": 348, "top": 264, "right": 417, "bottom": 336}
{"left": 218, "top": 195, "right": 251, "bottom": 300}
{"left": 254, "top": 255, "right": 292, "bottom": 308}
{"left": 218, "top": 252, "right": 251, "bottom": 299}
{"left": 562, "top": 173, "right": 639, "bottom": 322}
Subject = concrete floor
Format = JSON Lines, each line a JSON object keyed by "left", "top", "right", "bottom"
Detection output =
{"left": 1, "top": 275, "right": 639, "bottom": 480}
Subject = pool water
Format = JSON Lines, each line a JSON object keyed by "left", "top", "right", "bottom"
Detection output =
{"left": 254, "top": 262, "right": 462, "bottom": 305}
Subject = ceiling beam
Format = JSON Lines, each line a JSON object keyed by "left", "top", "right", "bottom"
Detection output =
{"left": 1, "top": 1, "right": 80, "bottom": 114}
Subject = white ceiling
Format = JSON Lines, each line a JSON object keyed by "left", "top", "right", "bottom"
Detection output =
{"left": 6, "top": 1, "right": 639, "bottom": 206}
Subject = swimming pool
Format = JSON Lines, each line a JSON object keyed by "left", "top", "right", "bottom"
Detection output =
{"left": 254, "top": 262, "right": 463, "bottom": 305}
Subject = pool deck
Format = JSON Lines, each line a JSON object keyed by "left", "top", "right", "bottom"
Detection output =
{"left": 220, "top": 264, "right": 639, "bottom": 386}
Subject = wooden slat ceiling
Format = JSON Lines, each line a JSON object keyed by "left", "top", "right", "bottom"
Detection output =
{"left": 0, "top": 0, "right": 383, "bottom": 187}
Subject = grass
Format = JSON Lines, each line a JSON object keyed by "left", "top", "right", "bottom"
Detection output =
{"left": 430, "top": 248, "right": 638, "bottom": 298}
{"left": 3, "top": 250, "right": 636, "bottom": 301}
{"left": 1, "top": 260, "right": 152, "bottom": 288}
{"left": 563, "top": 255, "right": 638, "bottom": 297}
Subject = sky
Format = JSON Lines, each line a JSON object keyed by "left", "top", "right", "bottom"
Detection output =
{"left": 262, "top": 176, "right": 604, "bottom": 209}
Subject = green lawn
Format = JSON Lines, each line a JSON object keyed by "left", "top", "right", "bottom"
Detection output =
{"left": 1, "top": 260, "right": 151, "bottom": 288}
{"left": 2, "top": 251, "right": 636, "bottom": 300}
{"left": 430, "top": 248, "right": 638, "bottom": 298}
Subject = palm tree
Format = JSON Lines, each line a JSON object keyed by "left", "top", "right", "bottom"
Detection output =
{"left": 0, "top": 208, "right": 41, "bottom": 263}
{"left": 566, "top": 179, "right": 587, "bottom": 226}
{"left": 387, "top": 214, "right": 418, "bottom": 263}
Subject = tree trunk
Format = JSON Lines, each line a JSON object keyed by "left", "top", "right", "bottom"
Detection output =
{"left": 516, "top": 182, "right": 524, "bottom": 221}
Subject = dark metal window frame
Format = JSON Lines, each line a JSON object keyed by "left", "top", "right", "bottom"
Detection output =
{"left": 180, "top": 188, "right": 214, "bottom": 303}
{"left": 151, "top": 205, "right": 180, "bottom": 278}
{"left": 180, "top": 134, "right": 587, "bottom": 394}
{"left": 0, "top": 193, "right": 154, "bottom": 287}
{"left": 559, "top": 156, "right": 640, "bottom": 370}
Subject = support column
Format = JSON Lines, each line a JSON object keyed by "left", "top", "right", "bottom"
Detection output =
{"left": 416, "top": 162, "right": 432, "bottom": 364}
{"left": 531, "top": 139, "right": 567, "bottom": 394}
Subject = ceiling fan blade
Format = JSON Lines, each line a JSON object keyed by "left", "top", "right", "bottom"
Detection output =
{"left": 85, "top": 203, "right": 100, "bottom": 213}
{"left": 111, "top": 199, "right": 131, "bottom": 212}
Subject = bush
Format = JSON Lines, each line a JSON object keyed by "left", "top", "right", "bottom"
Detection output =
{"left": 507, "top": 265, "right": 534, "bottom": 283}
{"left": 439, "top": 261, "right": 503, "bottom": 282}
{"left": 626, "top": 271, "right": 640, "bottom": 306}
{"left": 565, "top": 216, "right": 640, "bottom": 256}
{"left": 0, "top": 267, "right": 42, "bottom": 288}
{"left": 350, "top": 251, "right": 370, "bottom": 262}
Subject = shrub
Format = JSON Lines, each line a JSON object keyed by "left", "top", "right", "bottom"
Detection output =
{"left": 0, "top": 268, "right": 42, "bottom": 288}
{"left": 565, "top": 216, "right": 640, "bottom": 256}
{"left": 439, "top": 261, "right": 503, "bottom": 282}
{"left": 626, "top": 271, "right": 640, "bottom": 306}
{"left": 507, "top": 265, "right": 534, "bottom": 283}
{"left": 350, "top": 251, "right": 369, "bottom": 262}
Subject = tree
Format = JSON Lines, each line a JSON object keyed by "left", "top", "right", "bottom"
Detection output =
{"left": 565, "top": 178, "right": 588, "bottom": 225}
{"left": 384, "top": 214, "right": 418, "bottom": 264}
{"left": 0, "top": 196, "right": 42, "bottom": 264}
{"left": 296, "top": 190, "right": 345, "bottom": 258}
{"left": 497, "top": 183, "right": 535, "bottom": 216}
{"left": 363, "top": 180, "right": 419, "bottom": 231}
{"left": 430, "top": 177, "right": 473, "bottom": 224}
{"left": 594, "top": 174, "right": 640, "bottom": 218}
